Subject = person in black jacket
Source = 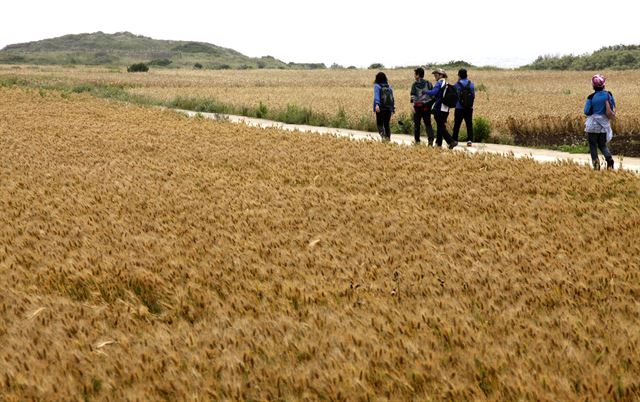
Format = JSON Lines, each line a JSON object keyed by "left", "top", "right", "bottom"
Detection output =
{"left": 410, "top": 67, "right": 435, "bottom": 145}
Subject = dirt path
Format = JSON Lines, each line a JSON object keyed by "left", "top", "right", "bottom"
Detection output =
{"left": 176, "top": 109, "right": 640, "bottom": 174}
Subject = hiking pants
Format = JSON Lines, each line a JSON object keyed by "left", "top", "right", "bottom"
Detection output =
{"left": 587, "top": 132, "right": 613, "bottom": 164}
{"left": 434, "top": 110, "right": 454, "bottom": 147}
{"left": 453, "top": 108, "right": 473, "bottom": 142}
{"left": 376, "top": 110, "right": 392, "bottom": 140}
{"left": 413, "top": 108, "right": 434, "bottom": 143}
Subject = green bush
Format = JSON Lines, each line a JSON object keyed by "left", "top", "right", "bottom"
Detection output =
{"left": 194, "top": 63, "right": 203, "bottom": 70}
{"left": 276, "top": 104, "right": 328, "bottom": 126}
{"left": 255, "top": 102, "right": 268, "bottom": 119}
{"left": 391, "top": 113, "right": 413, "bottom": 134}
{"left": 368, "top": 63, "right": 384, "bottom": 70}
{"left": 148, "top": 58, "right": 172, "bottom": 67}
{"left": 330, "top": 107, "right": 349, "bottom": 128}
{"left": 127, "top": 63, "right": 149, "bottom": 73}
{"left": 355, "top": 116, "right": 377, "bottom": 132}
{"left": 473, "top": 116, "right": 492, "bottom": 143}
{"left": 168, "top": 97, "right": 231, "bottom": 114}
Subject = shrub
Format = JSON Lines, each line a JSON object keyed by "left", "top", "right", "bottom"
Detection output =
{"left": 368, "top": 63, "right": 384, "bottom": 70}
{"left": 255, "top": 102, "right": 268, "bottom": 119}
{"left": 355, "top": 116, "right": 378, "bottom": 132}
{"left": 391, "top": 113, "right": 413, "bottom": 134}
{"left": 149, "top": 59, "right": 172, "bottom": 67}
{"left": 330, "top": 107, "right": 349, "bottom": 128}
{"left": 127, "top": 63, "right": 149, "bottom": 73}
{"left": 168, "top": 97, "right": 231, "bottom": 114}
{"left": 276, "top": 104, "right": 328, "bottom": 126}
{"left": 473, "top": 116, "right": 492, "bottom": 143}
{"left": 194, "top": 63, "right": 203, "bottom": 70}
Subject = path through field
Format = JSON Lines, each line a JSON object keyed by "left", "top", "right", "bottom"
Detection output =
{"left": 177, "top": 110, "right": 640, "bottom": 174}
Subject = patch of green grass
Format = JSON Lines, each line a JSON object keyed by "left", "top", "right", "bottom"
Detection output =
{"left": 391, "top": 113, "right": 413, "bottom": 134}
{"left": 330, "top": 107, "right": 349, "bottom": 128}
{"left": 554, "top": 144, "right": 590, "bottom": 154}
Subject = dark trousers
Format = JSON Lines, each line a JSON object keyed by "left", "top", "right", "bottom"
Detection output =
{"left": 453, "top": 108, "right": 473, "bottom": 142}
{"left": 413, "top": 108, "right": 434, "bottom": 143}
{"left": 376, "top": 110, "right": 392, "bottom": 139}
{"left": 434, "top": 110, "right": 454, "bottom": 146}
{"left": 587, "top": 132, "right": 613, "bottom": 163}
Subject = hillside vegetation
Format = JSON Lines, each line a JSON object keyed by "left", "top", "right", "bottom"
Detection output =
{"left": 525, "top": 45, "right": 640, "bottom": 70}
{"left": 1, "top": 87, "right": 640, "bottom": 400}
{"left": 0, "top": 31, "right": 325, "bottom": 69}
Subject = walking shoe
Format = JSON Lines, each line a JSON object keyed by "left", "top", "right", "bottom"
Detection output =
{"left": 448, "top": 141, "right": 458, "bottom": 149}
{"left": 467, "top": 141, "right": 473, "bottom": 147}
{"left": 592, "top": 160, "right": 601, "bottom": 171}
{"left": 607, "top": 159, "right": 614, "bottom": 170}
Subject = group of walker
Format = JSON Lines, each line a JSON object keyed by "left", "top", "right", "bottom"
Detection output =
{"left": 373, "top": 67, "right": 475, "bottom": 148}
{"left": 373, "top": 69, "right": 617, "bottom": 170}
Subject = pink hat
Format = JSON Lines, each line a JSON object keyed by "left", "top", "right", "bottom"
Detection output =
{"left": 592, "top": 74, "right": 606, "bottom": 88}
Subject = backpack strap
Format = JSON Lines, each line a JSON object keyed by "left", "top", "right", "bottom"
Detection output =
{"left": 587, "top": 92, "right": 596, "bottom": 100}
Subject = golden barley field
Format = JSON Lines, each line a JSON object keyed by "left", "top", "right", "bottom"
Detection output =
{"left": 1, "top": 86, "right": 640, "bottom": 401}
{"left": 3, "top": 65, "right": 640, "bottom": 138}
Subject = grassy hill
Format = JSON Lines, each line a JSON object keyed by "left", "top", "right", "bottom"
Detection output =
{"left": 0, "top": 31, "right": 324, "bottom": 69}
{"left": 524, "top": 45, "right": 640, "bottom": 70}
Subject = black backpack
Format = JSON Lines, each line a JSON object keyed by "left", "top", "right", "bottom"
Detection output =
{"left": 379, "top": 84, "right": 395, "bottom": 110}
{"left": 441, "top": 83, "right": 458, "bottom": 108}
{"left": 458, "top": 81, "right": 474, "bottom": 108}
{"left": 414, "top": 81, "right": 434, "bottom": 110}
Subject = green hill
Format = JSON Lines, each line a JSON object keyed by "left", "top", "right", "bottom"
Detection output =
{"left": 524, "top": 45, "right": 640, "bottom": 70}
{"left": 0, "top": 31, "right": 325, "bottom": 70}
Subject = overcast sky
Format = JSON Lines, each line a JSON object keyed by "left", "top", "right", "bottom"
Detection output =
{"left": 1, "top": 0, "right": 638, "bottom": 68}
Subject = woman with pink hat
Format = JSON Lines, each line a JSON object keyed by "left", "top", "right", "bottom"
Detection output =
{"left": 584, "top": 74, "right": 616, "bottom": 170}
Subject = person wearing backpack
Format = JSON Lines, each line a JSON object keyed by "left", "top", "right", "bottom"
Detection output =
{"left": 373, "top": 72, "right": 395, "bottom": 142}
{"left": 584, "top": 74, "right": 616, "bottom": 170}
{"left": 452, "top": 69, "right": 476, "bottom": 147}
{"left": 410, "top": 67, "right": 435, "bottom": 145}
{"left": 422, "top": 68, "right": 457, "bottom": 149}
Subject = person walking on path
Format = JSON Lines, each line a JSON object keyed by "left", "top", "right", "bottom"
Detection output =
{"left": 422, "top": 68, "right": 457, "bottom": 149}
{"left": 452, "top": 69, "right": 476, "bottom": 147}
{"left": 584, "top": 74, "right": 616, "bottom": 170}
{"left": 373, "top": 72, "right": 395, "bottom": 142}
{"left": 410, "top": 67, "right": 435, "bottom": 145}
